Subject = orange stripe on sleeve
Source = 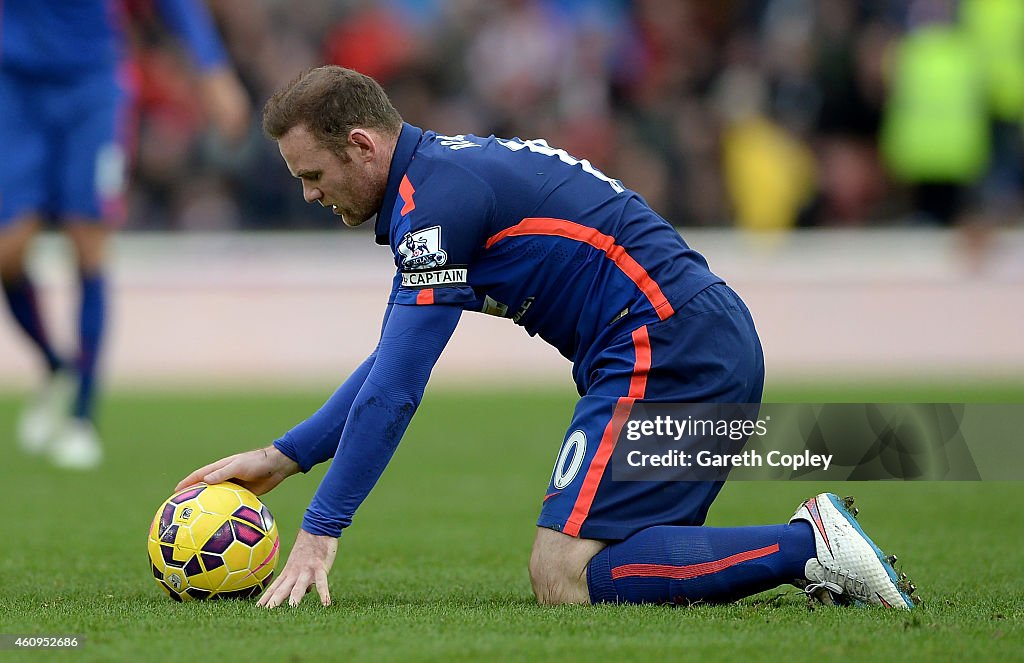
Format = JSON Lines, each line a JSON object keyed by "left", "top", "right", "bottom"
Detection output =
{"left": 416, "top": 289, "right": 434, "bottom": 305}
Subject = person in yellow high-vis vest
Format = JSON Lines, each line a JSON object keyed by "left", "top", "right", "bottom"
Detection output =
{"left": 961, "top": 0, "right": 1024, "bottom": 214}
{"left": 880, "top": 5, "right": 989, "bottom": 226}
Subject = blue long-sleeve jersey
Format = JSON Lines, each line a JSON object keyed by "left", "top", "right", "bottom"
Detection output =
{"left": 0, "top": 0, "right": 227, "bottom": 77}
{"left": 276, "top": 123, "right": 725, "bottom": 537}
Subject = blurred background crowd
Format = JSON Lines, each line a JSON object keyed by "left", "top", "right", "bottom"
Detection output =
{"left": 126, "top": 0, "right": 1024, "bottom": 233}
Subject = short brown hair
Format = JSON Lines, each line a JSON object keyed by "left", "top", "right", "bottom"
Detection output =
{"left": 262, "top": 66, "right": 403, "bottom": 155}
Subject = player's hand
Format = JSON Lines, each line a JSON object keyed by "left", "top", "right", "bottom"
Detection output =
{"left": 175, "top": 445, "right": 300, "bottom": 496}
{"left": 257, "top": 529, "right": 337, "bottom": 608}
{"left": 199, "top": 67, "right": 251, "bottom": 143}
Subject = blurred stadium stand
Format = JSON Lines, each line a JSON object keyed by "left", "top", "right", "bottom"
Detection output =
{"left": 3, "top": 0, "right": 1023, "bottom": 388}
{"left": 128, "top": 0, "right": 1023, "bottom": 233}
{"left": 1, "top": 229, "right": 1021, "bottom": 389}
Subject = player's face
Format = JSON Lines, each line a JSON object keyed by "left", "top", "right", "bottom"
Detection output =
{"left": 277, "top": 125, "right": 385, "bottom": 227}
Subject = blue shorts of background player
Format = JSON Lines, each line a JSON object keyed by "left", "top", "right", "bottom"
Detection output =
{"left": 0, "top": 65, "right": 134, "bottom": 470}
{"left": 538, "top": 283, "right": 765, "bottom": 541}
{"left": 0, "top": 67, "right": 134, "bottom": 226}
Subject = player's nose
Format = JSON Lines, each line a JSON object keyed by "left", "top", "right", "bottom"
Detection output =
{"left": 302, "top": 184, "right": 323, "bottom": 204}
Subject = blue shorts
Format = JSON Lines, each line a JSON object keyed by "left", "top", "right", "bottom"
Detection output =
{"left": 0, "top": 66, "right": 134, "bottom": 226}
{"left": 537, "top": 283, "right": 764, "bottom": 541}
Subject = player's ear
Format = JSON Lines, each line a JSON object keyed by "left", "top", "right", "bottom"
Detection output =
{"left": 348, "top": 129, "right": 376, "bottom": 161}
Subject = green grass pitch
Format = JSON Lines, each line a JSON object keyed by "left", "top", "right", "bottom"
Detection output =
{"left": 1, "top": 384, "right": 1022, "bottom": 661}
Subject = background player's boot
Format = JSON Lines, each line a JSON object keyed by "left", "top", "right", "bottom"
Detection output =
{"left": 18, "top": 370, "right": 74, "bottom": 455}
{"left": 49, "top": 418, "right": 103, "bottom": 470}
{"left": 791, "top": 493, "right": 919, "bottom": 609}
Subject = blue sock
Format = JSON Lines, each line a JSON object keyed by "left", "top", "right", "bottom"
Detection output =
{"left": 2, "top": 274, "right": 63, "bottom": 372}
{"left": 74, "top": 272, "right": 106, "bottom": 420}
{"left": 587, "top": 522, "right": 815, "bottom": 604}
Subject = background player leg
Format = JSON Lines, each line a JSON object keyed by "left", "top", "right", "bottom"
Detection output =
{"left": 0, "top": 216, "right": 73, "bottom": 453}
{"left": 48, "top": 221, "right": 108, "bottom": 469}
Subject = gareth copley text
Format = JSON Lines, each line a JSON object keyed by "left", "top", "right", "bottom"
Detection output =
{"left": 626, "top": 449, "right": 834, "bottom": 471}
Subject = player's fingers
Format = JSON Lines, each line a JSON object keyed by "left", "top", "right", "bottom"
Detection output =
{"left": 203, "top": 461, "right": 243, "bottom": 486}
{"left": 175, "top": 458, "right": 232, "bottom": 491}
{"left": 175, "top": 456, "right": 236, "bottom": 491}
{"left": 259, "top": 578, "right": 291, "bottom": 609}
{"left": 257, "top": 568, "right": 288, "bottom": 608}
{"left": 256, "top": 585, "right": 272, "bottom": 608}
{"left": 288, "top": 570, "right": 312, "bottom": 607}
{"left": 174, "top": 471, "right": 206, "bottom": 492}
{"left": 271, "top": 568, "right": 305, "bottom": 609}
{"left": 314, "top": 568, "right": 331, "bottom": 606}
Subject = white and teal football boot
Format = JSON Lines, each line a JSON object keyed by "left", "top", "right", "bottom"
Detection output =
{"left": 791, "top": 493, "right": 919, "bottom": 609}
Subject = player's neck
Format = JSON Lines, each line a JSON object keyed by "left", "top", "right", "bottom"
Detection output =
{"left": 378, "top": 131, "right": 400, "bottom": 175}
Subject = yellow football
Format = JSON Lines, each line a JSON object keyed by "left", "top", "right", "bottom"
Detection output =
{"left": 147, "top": 482, "right": 279, "bottom": 601}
